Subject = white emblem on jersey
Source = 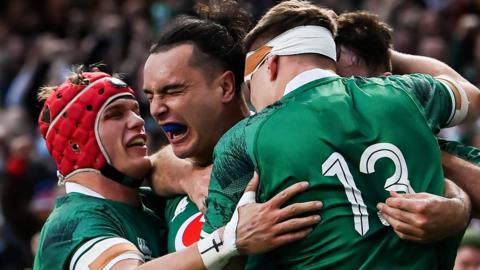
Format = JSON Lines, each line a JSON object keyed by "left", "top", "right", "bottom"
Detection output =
{"left": 172, "top": 197, "right": 189, "bottom": 222}
{"left": 174, "top": 212, "right": 204, "bottom": 251}
{"left": 377, "top": 211, "right": 391, "bottom": 226}
{"left": 137, "top": 237, "right": 152, "bottom": 260}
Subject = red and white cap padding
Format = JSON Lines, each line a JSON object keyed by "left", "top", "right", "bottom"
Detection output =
{"left": 38, "top": 72, "right": 142, "bottom": 188}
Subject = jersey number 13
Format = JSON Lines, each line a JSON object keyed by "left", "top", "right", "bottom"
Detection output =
{"left": 322, "top": 143, "right": 414, "bottom": 236}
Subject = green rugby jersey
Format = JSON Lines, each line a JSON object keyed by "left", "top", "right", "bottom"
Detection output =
{"left": 34, "top": 192, "right": 166, "bottom": 270}
{"left": 165, "top": 196, "right": 204, "bottom": 252}
{"left": 439, "top": 138, "right": 480, "bottom": 164}
{"left": 204, "top": 73, "right": 459, "bottom": 269}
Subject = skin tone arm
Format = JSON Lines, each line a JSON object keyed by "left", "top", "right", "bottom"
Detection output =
{"left": 110, "top": 173, "right": 322, "bottom": 270}
{"left": 390, "top": 50, "right": 480, "bottom": 123}
{"left": 441, "top": 151, "right": 480, "bottom": 216}
{"left": 149, "top": 145, "right": 210, "bottom": 212}
{"left": 376, "top": 50, "right": 479, "bottom": 242}
{"left": 377, "top": 177, "right": 471, "bottom": 243}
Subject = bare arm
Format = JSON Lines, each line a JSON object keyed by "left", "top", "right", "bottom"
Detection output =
{"left": 442, "top": 151, "right": 480, "bottom": 216}
{"left": 390, "top": 50, "right": 480, "bottom": 123}
{"left": 110, "top": 174, "right": 321, "bottom": 270}
{"left": 149, "top": 145, "right": 192, "bottom": 196}
{"left": 377, "top": 178, "right": 471, "bottom": 243}
{"left": 149, "top": 145, "right": 211, "bottom": 212}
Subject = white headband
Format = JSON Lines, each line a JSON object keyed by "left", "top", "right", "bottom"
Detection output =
{"left": 265, "top": 25, "right": 336, "bottom": 60}
{"left": 244, "top": 25, "right": 336, "bottom": 82}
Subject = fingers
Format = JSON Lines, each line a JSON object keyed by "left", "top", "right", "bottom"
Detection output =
{"left": 273, "top": 215, "right": 321, "bottom": 235}
{"left": 389, "top": 191, "right": 431, "bottom": 200}
{"left": 377, "top": 202, "right": 425, "bottom": 226}
{"left": 392, "top": 229, "right": 425, "bottom": 243}
{"left": 268, "top": 181, "right": 310, "bottom": 207}
{"left": 385, "top": 195, "right": 430, "bottom": 213}
{"left": 270, "top": 228, "right": 314, "bottom": 247}
{"left": 278, "top": 201, "right": 323, "bottom": 220}
{"left": 379, "top": 208, "right": 424, "bottom": 237}
{"left": 244, "top": 172, "right": 260, "bottom": 193}
{"left": 378, "top": 203, "right": 427, "bottom": 238}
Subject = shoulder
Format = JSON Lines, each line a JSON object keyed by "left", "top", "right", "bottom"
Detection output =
{"left": 69, "top": 236, "right": 143, "bottom": 270}
{"left": 214, "top": 106, "right": 281, "bottom": 154}
{"left": 37, "top": 195, "right": 145, "bottom": 270}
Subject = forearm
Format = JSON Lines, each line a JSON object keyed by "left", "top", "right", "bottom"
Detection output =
{"left": 137, "top": 244, "right": 205, "bottom": 270}
{"left": 391, "top": 50, "right": 480, "bottom": 123}
{"left": 442, "top": 151, "right": 480, "bottom": 217}
{"left": 149, "top": 145, "right": 193, "bottom": 196}
{"left": 443, "top": 178, "right": 471, "bottom": 230}
{"left": 390, "top": 50, "right": 466, "bottom": 82}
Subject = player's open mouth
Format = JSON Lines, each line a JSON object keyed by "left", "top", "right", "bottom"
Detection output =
{"left": 126, "top": 134, "right": 147, "bottom": 148}
{"left": 161, "top": 123, "right": 188, "bottom": 143}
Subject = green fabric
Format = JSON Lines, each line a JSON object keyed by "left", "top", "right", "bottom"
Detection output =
{"left": 34, "top": 192, "right": 166, "bottom": 270}
{"left": 204, "top": 74, "right": 459, "bottom": 269}
{"left": 438, "top": 138, "right": 480, "bottom": 164}
{"left": 164, "top": 196, "right": 203, "bottom": 253}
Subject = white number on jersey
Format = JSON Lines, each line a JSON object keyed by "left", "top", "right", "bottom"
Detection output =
{"left": 322, "top": 143, "right": 415, "bottom": 236}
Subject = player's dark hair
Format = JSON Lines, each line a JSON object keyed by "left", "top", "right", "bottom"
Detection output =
{"left": 336, "top": 11, "right": 393, "bottom": 73}
{"left": 150, "top": 0, "right": 251, "bottom": 93}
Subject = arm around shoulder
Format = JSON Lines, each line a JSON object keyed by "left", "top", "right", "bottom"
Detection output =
{"left": 390, "top": 50, "right": 480, "bottom": 124}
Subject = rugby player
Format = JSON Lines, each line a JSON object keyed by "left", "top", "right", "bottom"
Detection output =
{"left": 203, "top": 1, "right": 480, "bottom": 268}
{"left": 335, "top": 10, "right": 479, "bottom": 242}
{"left": 33, "top": 70, "right": 322, "bottom": 270}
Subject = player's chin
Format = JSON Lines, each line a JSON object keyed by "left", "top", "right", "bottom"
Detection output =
{"left": 127, "top": 158, "right": 152, "bottom": 179}
{"left": 171, "top": 140, "right": 197, "bottom": 160}
{"left": 126, "top": 145, "right": 148, "bottom": 156}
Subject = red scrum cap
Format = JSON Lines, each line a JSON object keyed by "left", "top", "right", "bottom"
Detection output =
{"left": 38, "top": 72, "right": 141, "bottom": 187}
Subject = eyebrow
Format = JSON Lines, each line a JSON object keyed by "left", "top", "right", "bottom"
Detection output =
{"left": 105, "top": 101, "right": 139, "bottom": 114}
{"left": 143, "top": 82, "right": 187, "bottom": 95}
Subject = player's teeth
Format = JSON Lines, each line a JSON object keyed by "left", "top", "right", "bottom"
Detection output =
{"left": 130, "top": 138, "right": 145, "bottom": 146}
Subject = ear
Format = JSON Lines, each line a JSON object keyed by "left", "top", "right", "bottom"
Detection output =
{"left": 267, "top": 55, "right": 279, "bottom": 81}
{"left": 351, "top": 54, "right": 360, "bottom": 66}
{"left": 217, "top": 70, "right": 236, "bottom": 103}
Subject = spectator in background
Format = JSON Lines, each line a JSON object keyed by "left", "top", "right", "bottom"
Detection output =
{"left": 3, "top": 0, "right": 480, "bottom": 268}
{"left": 454, "top": 229, "right": 480, "bottom": 270}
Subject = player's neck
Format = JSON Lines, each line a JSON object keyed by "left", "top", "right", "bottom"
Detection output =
{"left": 67, "top": 172, "right": 141, "bottom": 207}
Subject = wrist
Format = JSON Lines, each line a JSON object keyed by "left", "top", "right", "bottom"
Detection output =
{"left": 197, "top": 227, "right": 236, "bottom": 270}
{"left": 449, "top": 195, "right": 471, "bottom": 232}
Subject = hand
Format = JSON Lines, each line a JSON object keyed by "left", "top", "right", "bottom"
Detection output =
{"left": 377, "top": 179, "right": 471, "bottom": 243}
{"left": 235, "top": 173, "right": 322, "bottom": 254}
{"left": 186, "top": 165, "right": 211, "bottom": 213}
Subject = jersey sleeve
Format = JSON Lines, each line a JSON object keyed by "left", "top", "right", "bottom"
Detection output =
{"left": 202, "top": 119, "right": 255, "bottom": 234}
{"left": 438, "top": 138, "right": 480, "bottom": 164}
{"left": 69, "top": 237, "right": 143, "bottom": 270}
{"left": 389, "top": 73, "right": 465, "bottom": 133}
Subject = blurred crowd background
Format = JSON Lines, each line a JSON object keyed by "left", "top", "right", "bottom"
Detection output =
{"left": 2, "top": 0, "right": 480, "bottom": 269}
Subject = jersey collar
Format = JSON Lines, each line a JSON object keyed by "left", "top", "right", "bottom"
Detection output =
{"left": 65, "top": 182, "right": 105, "bottom": 199}
{"left": 284, "top": 68, "right": 339, "bottom": 97}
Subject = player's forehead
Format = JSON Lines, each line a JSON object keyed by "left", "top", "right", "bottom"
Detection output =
{"left": 143, "top": 45, "right": 201, "bottom": 91}
{"left": 104, "top": 97, "right": 139, "bottom": 112}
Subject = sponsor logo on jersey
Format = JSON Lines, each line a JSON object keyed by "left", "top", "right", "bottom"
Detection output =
{"left": 174, "top": 212, "right": 205, "bottom": 251}
{"left": 172, "top": 197, "right": 189, "bottom": 221}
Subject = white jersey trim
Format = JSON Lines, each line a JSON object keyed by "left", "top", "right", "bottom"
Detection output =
{"left": 69, "top": 237, "right": 142, "bottom": 270}
{"left": 283, "top": 68, "right": 339, "bottom": 97}
{"left": 65, "top": 182, "right": 105, "bottom": 199}
{"left": 436, "top": 76, "right": 469, "bottom": 127}
{"left": 102, "top": 251, "right": 144, "bottom": 270}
